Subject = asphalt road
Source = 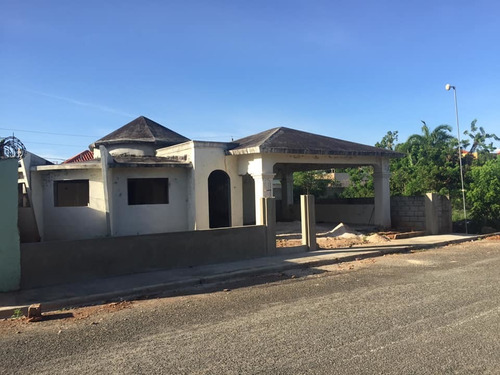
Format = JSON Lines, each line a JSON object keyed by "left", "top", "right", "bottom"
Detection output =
{"left": 1, "top": 240, "right": 500, "bottom": 374}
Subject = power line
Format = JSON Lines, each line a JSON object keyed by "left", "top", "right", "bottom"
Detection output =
{"left": 24, "top": 141, "right": 86, "bottom": 147}
{"left": 0, "top": 127, "right": 99, "bottom": 138}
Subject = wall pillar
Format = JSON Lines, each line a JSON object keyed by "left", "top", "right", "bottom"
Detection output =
{"left": 301, "top": 194, "right": 316, "bottom": 251}
{"left": 373, "top": 160, "right": 391, "bottom": 228}
{"left": 260, "top": 197, "right": 276, "bottom": 255}
{"left": 100, "top": 146, "right": 114, "bottom": 236}
{"left": 252, "top": 173, "right": 275, "bottom": 225}
{"left": 0, "top": 158, "right": 21, "bottom": 291}
{"left": 425, "top": 193, "right": 452, "bottom": 234}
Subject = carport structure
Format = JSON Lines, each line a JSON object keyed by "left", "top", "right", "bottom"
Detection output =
{"left": 230, "top": 127, "right": 403, "bottom": 229}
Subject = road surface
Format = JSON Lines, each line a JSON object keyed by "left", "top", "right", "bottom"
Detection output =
{"left": 1, "top": 240, "right": 500, "bottom": 374}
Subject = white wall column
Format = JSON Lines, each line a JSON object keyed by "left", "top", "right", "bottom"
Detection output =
{"left": 373, "top": 159, "right": 391, "bottom": 228}
{"left": 100, "top": 146, "right": 114, "bottom": 236}
{"left": 251, "top": 173, "right": 275, "bottom": 225}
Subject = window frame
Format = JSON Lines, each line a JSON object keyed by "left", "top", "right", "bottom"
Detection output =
{"left": 127, "top": 177, "right": 169, "bottom": 205}
{"left": 53, "top": 179, "right": 90, "bottom": 207}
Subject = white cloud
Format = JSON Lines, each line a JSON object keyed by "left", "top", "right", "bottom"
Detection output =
{"left": 24, "top": 89, "right": 135, "bottom": 117}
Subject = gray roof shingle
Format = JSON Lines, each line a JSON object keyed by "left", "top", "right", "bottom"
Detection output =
{"left": 229, "top": 127, "right": 403, "bottom": 157}
{"left": 91, "top": 116, "right": 190, "bottom": 149}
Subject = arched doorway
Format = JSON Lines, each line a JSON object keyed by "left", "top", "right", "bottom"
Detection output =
{"left": 208, "top": 170, "right": 231, "bottom": 228}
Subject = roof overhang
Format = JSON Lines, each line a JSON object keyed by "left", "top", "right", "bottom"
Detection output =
{"left": 229, "top": 146, "right": 404, "bottom": 158}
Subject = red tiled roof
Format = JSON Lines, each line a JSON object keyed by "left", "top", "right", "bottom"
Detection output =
{"left": 63, "top": 150, "right": 94, "bottom": 164}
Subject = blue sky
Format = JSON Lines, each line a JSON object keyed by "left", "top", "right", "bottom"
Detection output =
{"left": 1, "top": 0, "right": 499, "bottom": 162}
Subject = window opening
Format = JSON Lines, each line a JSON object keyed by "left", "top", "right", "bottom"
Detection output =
{"left": 54, "top": 180, "right": 89, "bottom": 207}
{"left": 128, "top": 178, "right": 169, "bottom": 205}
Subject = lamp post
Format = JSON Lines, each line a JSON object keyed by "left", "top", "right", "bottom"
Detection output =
{"left": 445, "top": 84, "right": 467, "bottom": 234}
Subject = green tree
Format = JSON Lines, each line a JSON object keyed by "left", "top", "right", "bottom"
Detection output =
{"left": 463, "top": 119, "right": 499, "bottom": 154}
{"left": 467, "top": 156, "right": 500, "bottom": 229}
{"left": 293, "top": 171, "right": 329, "bottom": 199}
{"left": 372, "top": 120, "right": 500, "bottom": 230}
{"left": 391, "top": 122, "right": 458, "bottom": 197}
{"left": 375, "top": 130, "right": 398, "bottom": 150}
{"left": 339, "top": 167, "right": 374, "bottom": 198}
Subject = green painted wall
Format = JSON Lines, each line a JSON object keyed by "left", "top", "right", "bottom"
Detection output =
{"left": 0, "top": 158, "right": 20, "bottom": 291}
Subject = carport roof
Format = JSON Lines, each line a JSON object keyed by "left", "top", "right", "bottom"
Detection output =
{"left": 229, "top": 127, "right": 403, "bottom": 157}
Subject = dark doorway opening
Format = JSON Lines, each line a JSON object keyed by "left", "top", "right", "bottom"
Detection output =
{"left": 242, "top": 174, "right": 256, "bottom": 225}
{"left": 208, "top": 170, "right": 231, "bottom": 228}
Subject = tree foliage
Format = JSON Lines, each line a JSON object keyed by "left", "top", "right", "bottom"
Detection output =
{"left": 293, "top": 171, "right": 329, "bottom": 199}
{"left": 390, "top": 121, "right": 459, "bottom": 197}
{"left": 463, "top": 119, "right": 499, "bottom": 154}
{"left": 339, "top": 167, "right": 374, "bottom": 198}
{"left": 291, "top": 119, "right": 500, "bottom": 229}
{"left": 467, "top": 156, "right": 500, "bottom": 228}
{"left": 375, "top": 130, "right": 398, "bottom": 150}
{"left": 356, "top": 120, "right": 499, "bottom": 229}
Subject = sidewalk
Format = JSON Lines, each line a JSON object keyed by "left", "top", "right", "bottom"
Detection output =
{"left": 0, "top": 233, "right": 487, "bottom": 319}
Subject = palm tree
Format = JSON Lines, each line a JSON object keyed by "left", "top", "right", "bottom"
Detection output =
{"left": 402, "top": 121, "right": 453, "bottom": 166}
{"left": 463, "top": 119, "right": 499, "bottom": 154}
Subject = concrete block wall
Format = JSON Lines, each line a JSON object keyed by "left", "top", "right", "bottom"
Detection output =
{"left": 19, "top": 197, "right": 277, "bottom": 290}
{"left": 21, "top": 225, "right": 270, "bottom": 289}
{"left": 391, "top": 195, "right": 452, "bottom": 234}
{"left": 290, "top": 202, "right": 374, "bottom": 224}
{"left": 390, "top": 196, "right": 426, "bottom": 231}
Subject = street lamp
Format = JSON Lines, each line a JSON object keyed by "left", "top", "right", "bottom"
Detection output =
{"left": 445, "top": 84, "right": 468, "bottom": 234}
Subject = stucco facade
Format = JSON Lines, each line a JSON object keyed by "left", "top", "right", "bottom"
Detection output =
{"left": 18, "top": 116, "right": 401, "bottom": 242}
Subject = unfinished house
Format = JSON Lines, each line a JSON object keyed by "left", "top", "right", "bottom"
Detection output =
{"left": 18, "top": 116, "right": 401, "bottom": 242}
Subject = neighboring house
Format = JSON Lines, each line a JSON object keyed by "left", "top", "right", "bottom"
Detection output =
{"left": 19, "top": 116, "right": 402, "bottom": 242}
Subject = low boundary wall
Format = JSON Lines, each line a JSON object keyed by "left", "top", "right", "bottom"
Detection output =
{"left": 286, "top": 195, "right": 451, "bottom": 234}
{"left": 391, "top": 194, "right": 452, "bottom": 234}
{"left": 390, "top": 196, "right": 426, "bottom": 231}
{"left": 21, "top": 225, "right": 270, "bottom": 289}
{"left": 290, "top": 198, "right": 375, "bottom": 224}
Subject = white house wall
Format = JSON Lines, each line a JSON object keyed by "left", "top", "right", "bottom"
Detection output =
{"left": 110, "top": 167, "right": 189, "bottom": 236}
{"left": 192, "top": 146, "right": 243, "bottom": 230}
{"left": 41, "top": 169, "right": 107, "bottom": 241}
{"left": 156, "top": 142, "right": 196, "bottom": 229}
{"left": 157, "top": 141, "right": 243, "bottom": 230}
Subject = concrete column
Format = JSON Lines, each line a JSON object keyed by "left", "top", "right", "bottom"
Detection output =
{"left": 260, "top": 197, "right": 276, "bottom": 255}
{"left": 252, "top": 173, "right": 275, "bottom": 225}
{"left": 0, "top": 158, "right": 20, "bottom": 291}
{"left": 301, "top": 194, "right": 316, "bottom": 251}
{"left": 373, "top": 160, "right": 391, "bottom": 228}
{"left": 425, "top": 193, "right": 452, "bottom": 234}
{"left": 100, "top": 146, "right": 114, "bottom": 236}
{"left": 425, "top": 193, "right": 438, "bottom": 235}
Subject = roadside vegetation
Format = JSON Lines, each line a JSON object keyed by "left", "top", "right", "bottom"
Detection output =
{"left": 294, "top": 119, "right": 500, "bottom": 233}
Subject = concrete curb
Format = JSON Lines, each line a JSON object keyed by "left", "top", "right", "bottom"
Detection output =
{"left": 0, "top": 235, "right": 488, "bottom": 320}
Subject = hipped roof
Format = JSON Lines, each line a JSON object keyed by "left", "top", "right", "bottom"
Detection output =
{"left": 91, "top": 116, "right": 189, "bottom": 149}
{"left": 229, "top": 127, "right": 403, "bottom": 157}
